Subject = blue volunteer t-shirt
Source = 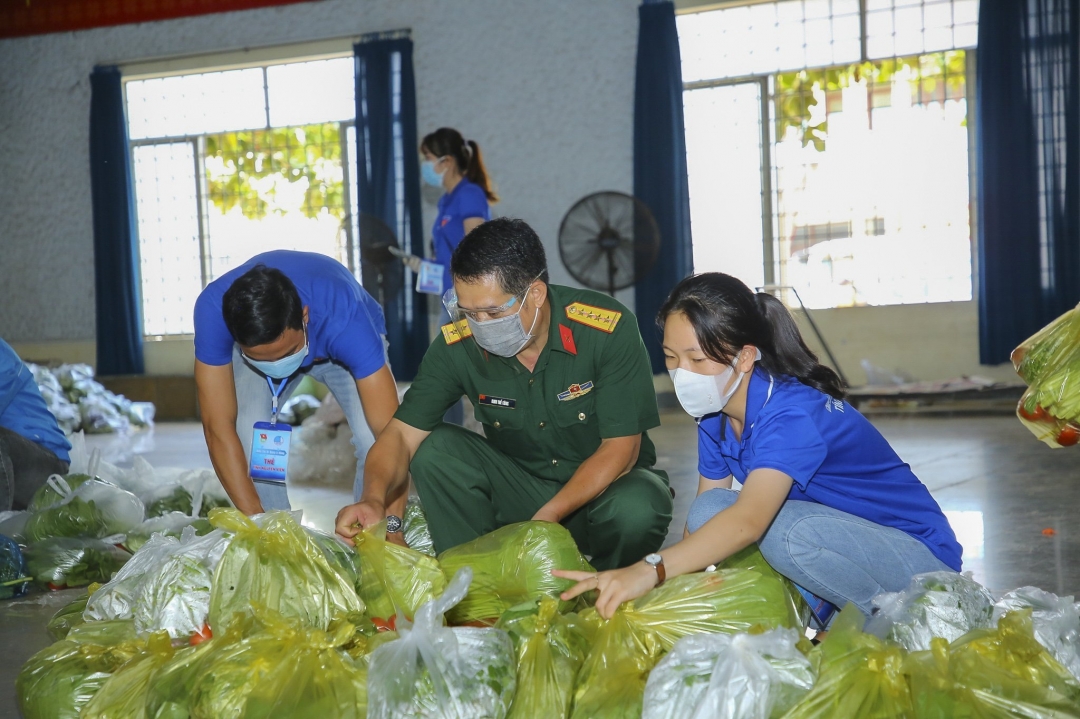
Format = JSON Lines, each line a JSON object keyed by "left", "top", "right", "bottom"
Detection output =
{"left": 433, "top": 178, "right": 491, "bottom": 292}
{"left": 697, "top": 367, "right": 962, "bottom": 571}
{"left": 194, "top": 251, "right": 388, "bottom": 380}
{"left": 0, "top": 339, "right": 72, "bottom": 463}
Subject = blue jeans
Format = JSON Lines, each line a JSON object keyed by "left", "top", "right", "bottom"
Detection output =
{"left": 232, "top": 345, "right": 381, "bottom": 511}
{"left": 687, "top": 488, "right": 954, "bottom": 616}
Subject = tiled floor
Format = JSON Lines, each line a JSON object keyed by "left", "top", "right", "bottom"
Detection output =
{"left": 2, "top": 411, "right": 1078, "bottom": 717}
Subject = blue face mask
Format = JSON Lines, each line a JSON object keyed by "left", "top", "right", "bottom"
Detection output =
{"left": 243, "top": 328, "right": 309, "bottom": 379}
{"left": 421, "top": 158, "right": 446, "bottom": 187}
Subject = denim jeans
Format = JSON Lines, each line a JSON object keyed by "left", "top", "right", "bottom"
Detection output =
{"left": 687, "top": 488, "right": 954, "bottom": 616}
{"left": 0, "top": 426, "right": 69, "bottom": 511}
{"left": 232, "top": 345, "right": 380, "bottom": 511}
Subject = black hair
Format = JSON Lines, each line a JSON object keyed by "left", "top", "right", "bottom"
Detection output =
{"left": 450, "top": 217, "right": 549, "bottom": 295}
{"left": 658, "top": 272, "right": 846, "bottom": 399}
{"left": 421, "top": 127, "right": 499, "bottom": 203}
{"left": 221, "top": 265, "right": 304, "bottom": 347}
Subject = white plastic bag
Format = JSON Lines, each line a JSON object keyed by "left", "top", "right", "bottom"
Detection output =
{"left": 642, "top": 628, "right": 814, "bottom": 719}
{"left": 85, "top": 526, "right": 230, "bottom": 639}
{"left": 23, "top": 479, "right": 145, "bottom": 543}
{"left": 866, "top": 571, "right": 995, "bottom": 651}
{"left": 994, "top": 586, "right": 1080, "bottom": 681}
{"left": 367, "top": 567, "right": 517, "bottom": 719}
{"left": 0, "top": 510, "right": 30, "bottom": 542}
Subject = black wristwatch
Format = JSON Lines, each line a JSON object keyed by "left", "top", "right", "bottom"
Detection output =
{"left": 386, "top": 515, "right": 403, "bottom": 534}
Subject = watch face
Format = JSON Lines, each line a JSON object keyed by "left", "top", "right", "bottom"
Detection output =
{"left": 645, "top": 553, "right": 662, "bottom": 565}
{"left": 386, "top": 515, "right": 403, "bottom": 533}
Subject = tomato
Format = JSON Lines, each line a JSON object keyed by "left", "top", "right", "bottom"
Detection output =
{"left": 371, "top": 615, "right": 398, "bottom": 632}
{"left": 1056, "top": 424, "right": 1080, "bottom": 447}
{"left": 1018, "top": 402, "right": 1048, "bottom": 422}
{"left": 190, "top": 623, "right": 213, "bottom": 645}
{"left": 47, "top": 582, "right": 66, "bottom": 591}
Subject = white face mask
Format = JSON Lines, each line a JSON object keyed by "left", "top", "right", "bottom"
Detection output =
{"left": 668, "top": 348, "right": 761, "bottom": 419}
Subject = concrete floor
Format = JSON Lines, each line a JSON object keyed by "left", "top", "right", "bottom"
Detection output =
{"left": 2, "top": 411, "right": 1079, "bottom": 716}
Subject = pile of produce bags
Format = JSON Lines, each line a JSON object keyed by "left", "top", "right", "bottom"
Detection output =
{"left": 27, "top": 362, "right": 153, "bottom": 435}
{"left": 1012, "top": 303, "right": 1080, "bottom": 447}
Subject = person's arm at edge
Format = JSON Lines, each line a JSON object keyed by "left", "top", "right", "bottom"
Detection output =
{"left": 355, "top": 364, "right": 399, "bottom": 439}
{"left": 335, "top": 418, "right": 429, "bottom": 545}
{"left": 531, "top": 434, "right": 641, "bottom": 523}
{"left": 195, "top": 359, "right": 264, "bottom": 515}
{"left": 555, "top": 467, "right": 793, "bottom": 618}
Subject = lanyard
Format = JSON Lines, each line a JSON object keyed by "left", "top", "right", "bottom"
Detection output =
{"left": 266, "top": 377, "right": 288, "bottom": 425}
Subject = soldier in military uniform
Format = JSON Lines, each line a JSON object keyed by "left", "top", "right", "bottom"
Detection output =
{"left": 335, "top": 218, "right": 672, "bottom": 570}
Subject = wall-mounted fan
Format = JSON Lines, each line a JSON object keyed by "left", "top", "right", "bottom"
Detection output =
{"left": 342, "top": 213, "right": 404, "bottom": 307}
{"left": 558, "top": 191, "right": 661, "bottom": 296}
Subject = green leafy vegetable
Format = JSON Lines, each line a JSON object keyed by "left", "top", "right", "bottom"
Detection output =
{"left": 24, "top": 537, "right": 131, "bottom": 589}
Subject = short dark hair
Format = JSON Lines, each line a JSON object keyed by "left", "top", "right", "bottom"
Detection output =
{"left": 450, "top": 218, "right": 549, "bottom": 295}
{"left": 221, "top": 265, "right": 304, "bottom": 347}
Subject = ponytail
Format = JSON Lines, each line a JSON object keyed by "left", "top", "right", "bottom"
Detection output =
{"left": 658, "top": 273, "right": 845, "bottom": 400}
{"left": 753, "top": 292, "right": 845, "bottom": 399}
{"left": 420, "top": 128, "right": 499, "bottom": 203}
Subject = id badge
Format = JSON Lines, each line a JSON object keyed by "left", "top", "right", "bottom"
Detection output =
{"left": 416, "top": 260, "right": 445, "bottom": 295}
{"left": 250, "top": 421, "right": 292, "bottom": 483}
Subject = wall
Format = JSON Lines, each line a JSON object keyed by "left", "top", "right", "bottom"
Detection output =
{"left": 0, "top": 0, "right": 639, "bottom": 373}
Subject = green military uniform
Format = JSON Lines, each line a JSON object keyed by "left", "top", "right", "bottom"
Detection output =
{"left": 395, "top": 284, "right": 673, "bottom": 570}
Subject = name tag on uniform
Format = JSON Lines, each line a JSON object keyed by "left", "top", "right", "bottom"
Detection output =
{"left": 250, "top": 421, "right": 292, "bottom": 483}
{"left": 479, "top": 394, "right": 517, "bottom": 409}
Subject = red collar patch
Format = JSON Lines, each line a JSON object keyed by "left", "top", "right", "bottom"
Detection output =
{"left": 559, "top": 324, "right": 577, "bottom": 355}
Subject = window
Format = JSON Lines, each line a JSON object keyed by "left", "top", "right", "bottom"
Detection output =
{"left": 679, "top": 0, "right": 977, "bottom": 309}
{"left": 126, "top": 57, "right": 359, "bottom": 336}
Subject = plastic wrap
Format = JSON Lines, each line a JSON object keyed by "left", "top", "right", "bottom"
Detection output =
{"left": 145, "top": 613, "right": 368, "bottom": 719}
{"left": 367, "top": 567, "right": 517, "bottom": 719}
{"left": 209, "top": 508, "right": 365, "bottom": 632}
{"left": 16, "top": 619, "right": 145, "bottom": 719}
{"left": 438, "top": 521, "right": 595, "bottom": 624}
{"left": 23, "top": 479, "right": 145, "bottom": 543}
{"left": 867, "top": 571, "right": 996, "bottom": 651}
{"left": 86, "top": 528, "right": 231, "bottom": 639}
{"left": 1, "top": 532, "right": 31, "bottom": 599}
{"left": 497, "top": 597, "right": 592, "bottom": 719}
{"left": 80, "top": 631, "right": 178, "bottom": 719}
{"left": 48, "top": 591, "right": 91, "bottom": 640}
{"left": 27, "top": 472, "right": 97, "bottom": 513}
{"left": 994, "top": 586, "right": 1080, "bottom": 682}
{"left": 404, "top": 496, "right": 436, "bottom": 556}
{"left": 121, "top": 511, "right": 213, "bottom": 553}
{"left": 355, "top": 520, "right": 446, "bottom": 623}
{"left": 783, "top": 607, "right": 914, "bottom": 718}
{"left": 570, "top": 569, "right": 804, "bottom": 719}
{"left": 288, "top": 419, "right": 358, "bottom": 486}
{"left": 642, "top": 628, "right": 814, "bottom": 719}
{"left": 144, "top": 469, "right": 232, "bottom": 518}
{"left": 1012, "top": 304, "right": 1080, "bottom": 447}
{"left": 24, "top": 537, "right": 131, "bottom": 589}
{"left": 715, "top": 544, "right": 811, "bottom": 629}
{"left": 278, "top": 393, "right": 322, "bottom": 425}
{"left": 0, "top": 509, "right": 30, "bottom": 542}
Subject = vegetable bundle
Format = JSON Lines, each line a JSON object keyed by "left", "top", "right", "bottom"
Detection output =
{"left": 1012, "top": 303, "right": 1080, "bottom": 447}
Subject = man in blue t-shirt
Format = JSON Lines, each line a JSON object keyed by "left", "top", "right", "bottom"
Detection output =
{"left": 0, "top": 339, "right": 72, "bottom": 511}
{"left": 193, "top": 251, "right": 401, "bottom": 520}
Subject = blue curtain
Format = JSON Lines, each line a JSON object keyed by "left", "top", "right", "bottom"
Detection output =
{"left": 977, "top": 0, "right": 1080, "bottom": 364}
{"left": 634, "top": 1, "right": 694, "bottom": 374}
{"left": 89, "top": 66, "right": 145, "bottom": 376}
{"left": 354, "top": 35, "right": 427, "bottom": 381}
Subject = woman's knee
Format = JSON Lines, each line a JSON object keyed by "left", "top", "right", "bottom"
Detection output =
{"left": 686, "top": 487, "right": 739, "bottom": 533}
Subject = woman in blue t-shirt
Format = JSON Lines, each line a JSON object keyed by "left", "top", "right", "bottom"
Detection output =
{"left": 556, "top": 272, "right": 961, "bottom": 623}
{"left": 412, "top": 127, "right": 497, "bottom": 298}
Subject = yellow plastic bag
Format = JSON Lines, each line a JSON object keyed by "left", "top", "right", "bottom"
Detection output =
{"left": 438, "top": 521, "right": 595, "bottom": 625}
{"left": 16, "top": 620, "right": 146, "bottom": 719}
{"left": 355, "top": 520, "right": 445, "bottom": 623}
{"left": 1011, "top": 304, "right": 1080, "bottom": 448}
{"left": 208, "top": 508, "right": 365, "bottom": 632}
{"left": 782, "top": 606, "right": 914, "bottom": 718}
{"left": 80, "top": 632, "right": 180, "bottom": 719}
{"left": 497, "top": 597, "right": 594, "bottom": 719}
{"left": 716, "top": 544, "right": 810, "bottom": 629}
{"left": 145, "top": 610, "right": 368, "bottom": 719}
{"left": 571, "top": 568, "right": 803, "bottom": 719}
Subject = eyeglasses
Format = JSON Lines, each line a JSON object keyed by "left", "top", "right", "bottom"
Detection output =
{"left": 443, "top": 276, "right": 542, "bottom": 322}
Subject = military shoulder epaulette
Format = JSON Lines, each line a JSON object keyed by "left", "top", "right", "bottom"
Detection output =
{"left": 565, "top": 302, "right": 622, "bottom": 333}
{"left": 441, "top": 321, "right": 472, "bottom": 345}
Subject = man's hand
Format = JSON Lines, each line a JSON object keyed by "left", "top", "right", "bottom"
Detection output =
{"left": 386, "top": 532, "right": 409, "bottom": 548}
{"left": 531, "top": 506, "right": 561, "bottom": 524}
{"left": 335, "top": 500, "right": 385, "bottom": 545}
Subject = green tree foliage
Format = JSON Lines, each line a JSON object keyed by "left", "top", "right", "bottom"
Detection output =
{"left": 204, "top": 123, "right": 345, "bottom": 221}
{"left": 776, "top": 50, "right": 967, "bottom": 152}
